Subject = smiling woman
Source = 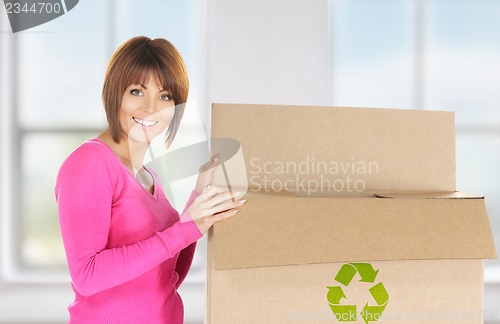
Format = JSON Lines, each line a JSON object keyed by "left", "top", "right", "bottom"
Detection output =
{"left": 54, "top": 36, "right": 245, "bottom": 324}
{"left": 0, "top": 1, "right": 209, "bottom": 323}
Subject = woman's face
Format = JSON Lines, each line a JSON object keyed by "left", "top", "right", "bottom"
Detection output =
{"left": 119, "top": 76, "right": 175, "bottom": 144}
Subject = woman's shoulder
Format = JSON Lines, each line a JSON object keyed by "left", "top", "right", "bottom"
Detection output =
{"left": 55, "top": 138, "right": 121, "bottom": 201}
{"left": 57, "top": 138, "right": 117, "bottom": 177}
{"left": 75, "top": 137, "right": 114, "bottom": 155}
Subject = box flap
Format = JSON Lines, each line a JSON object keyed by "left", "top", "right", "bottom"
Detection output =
{"left": 213, "top": 195, "right": 497, "bottom": 270}
{"left": 211, "top": 103, "right": 456, "bottom": 192}
{"left": 375, "top": 191, "right": 484, "bottom": 199}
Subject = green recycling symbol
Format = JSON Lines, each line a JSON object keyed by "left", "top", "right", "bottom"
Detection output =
{"left": 326, "top": 263, "right": 389, "bottom": 323}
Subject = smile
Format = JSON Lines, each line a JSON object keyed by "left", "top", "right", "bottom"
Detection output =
{"left": 132, "top": 117, "right": 158, "bottom": 127}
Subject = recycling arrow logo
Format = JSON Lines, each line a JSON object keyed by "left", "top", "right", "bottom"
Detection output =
{"left": 327, "top": 263, "right": 389, "bottom": 323}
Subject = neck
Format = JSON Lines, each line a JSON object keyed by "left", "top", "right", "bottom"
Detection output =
{"left": 98, "top": 128, "right": 150, "bottom": 175}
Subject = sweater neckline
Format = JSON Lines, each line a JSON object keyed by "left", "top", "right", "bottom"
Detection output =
{"left": 89, "top": 138, "right": 159, "bottom": 200}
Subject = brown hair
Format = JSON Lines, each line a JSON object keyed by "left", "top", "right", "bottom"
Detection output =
{"left": 102, "top": 36, "right": 189, "bottom": 147}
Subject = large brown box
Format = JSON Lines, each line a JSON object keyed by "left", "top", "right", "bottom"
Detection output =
{"left": 207, "top": 103, "right": 497, "bottom": 324}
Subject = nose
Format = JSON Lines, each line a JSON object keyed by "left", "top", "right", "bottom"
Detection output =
{"left": 144, "top": 94, "right": 159, "bottom": 114}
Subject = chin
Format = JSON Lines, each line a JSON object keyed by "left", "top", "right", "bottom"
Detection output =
{"left": 127, "top": 124, "right": 165, "bottom": 144}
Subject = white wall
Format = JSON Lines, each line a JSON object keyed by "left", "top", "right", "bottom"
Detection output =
{"left": 207, "top": 0, "right": 329, "bottom": 107}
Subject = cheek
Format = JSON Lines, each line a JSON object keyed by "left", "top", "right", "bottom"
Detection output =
{"left": 159, "top": 107, "right": 176, "bottom": 126}
{"left": 119, "top": 104, "right": 136, "bottom": 129}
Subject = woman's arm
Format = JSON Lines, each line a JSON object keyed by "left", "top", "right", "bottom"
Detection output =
{"left": 175, "top": 243, "right": 197, "bottom": 289}
{"left": 175, "top": 190, "right": 201, "bottom": 288}
{"left": 55, "top": 145, "right": 202, "bottom": 297}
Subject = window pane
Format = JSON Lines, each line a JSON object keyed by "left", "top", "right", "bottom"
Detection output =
{"left": 20, "top": 132, "right": 98, "bottom": 267}
{"left": 331, "top": 0, "right": 416, "bottom": 108}
{"left": 423, "top": 0, "right": 500, "bottom": 126}
{"left": 16, "top": 0, "right": 109, "bottom": 129}
{"left": 456, "top": 133, "right": 500, "bottom": 267}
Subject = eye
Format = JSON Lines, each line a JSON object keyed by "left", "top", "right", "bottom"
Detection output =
{"left": 130, "top": 89, "right": 143, "bottom": 96}
{"left": 160, "top": 93, "right": 172, "bottom": 101}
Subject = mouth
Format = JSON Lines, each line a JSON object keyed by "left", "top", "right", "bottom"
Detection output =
{"left": 132, "top": 117, "right": 158, "bottom": 127}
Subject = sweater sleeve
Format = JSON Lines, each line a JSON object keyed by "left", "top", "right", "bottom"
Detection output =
{"left": 55, "top": 144, "right": 202, "bottom": 297}
{"left": 175, "top": 190, "right": 200, "bottom": 288}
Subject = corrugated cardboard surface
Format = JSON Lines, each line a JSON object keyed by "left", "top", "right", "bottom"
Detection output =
{"left": 207, "top": 255, "right": 484, "bottom": 324}
{"left": 207, "top": 104, "right": 495, "bottom": 324}
{"left": 211, "top": 103, "right": 456, "bottom": 192}
{"left": 213, "top": 195, "right": 496, "bottom": 270}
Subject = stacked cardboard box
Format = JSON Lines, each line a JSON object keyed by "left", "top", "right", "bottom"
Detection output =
{"left": 207, "top": 103, "right": 496, "bottom": 324}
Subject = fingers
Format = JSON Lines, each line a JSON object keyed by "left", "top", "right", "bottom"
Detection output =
{"left": 200, "top": 186, "right": 238, "bottom": 204}
{"left": 197, "top": 186, "right": 244, "bottom": 216}
{"left": 201, "top": 184, "right": 222, "bottom": 197}
{"left": 192, "top": 190, "right": 244, "bottom": 234}
{"left": 199, "top": 154, "right": 220, "bottom": 172}
{"left": 195, "top": 154, "right": 220, "bottom": 194}
{"left": 190, "top": 178, "right": 246, "bottom": 233}
{"left": 194, "top": 207, "right": 239, "bottom": 234}
{"left": 206, "top": 198, "right": 245, "bottom": 216}
{"left": 210, "top": 208, "right": 239, "bottom": 223}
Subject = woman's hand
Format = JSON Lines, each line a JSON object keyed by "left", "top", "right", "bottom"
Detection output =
{"left": 194, "top": 154, "right": 219, "bottom": 194}
{"left": 187, "top": 185, "right": 245, "bottom": 234}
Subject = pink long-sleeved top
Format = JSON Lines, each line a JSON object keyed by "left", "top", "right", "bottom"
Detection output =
{"left": 55, "top": 138, "right": 202, "bottom": 324}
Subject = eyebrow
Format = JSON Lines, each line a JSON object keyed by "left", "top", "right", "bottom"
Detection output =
{"left": 136, "top": 83, "right": 166, "bottom": 92}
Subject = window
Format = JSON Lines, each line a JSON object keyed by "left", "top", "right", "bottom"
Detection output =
{"left": 330, "top": 0, "right": 500, "bottom": 279}
{"left": 1, "top": 0, "right": 207, "bottom": 282}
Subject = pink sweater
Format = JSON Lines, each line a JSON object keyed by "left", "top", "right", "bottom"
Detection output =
{"left": 55, "top": 138, "right": 202, "bottom": 324}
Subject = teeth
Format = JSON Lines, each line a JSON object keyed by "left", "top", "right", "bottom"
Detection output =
{"left": 133, "top": 117, "right": 158, "bottom": 127}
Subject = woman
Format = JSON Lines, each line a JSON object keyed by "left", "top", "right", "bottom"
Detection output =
{"left": 55, "top": 36, "right": 244, "bottom": 323}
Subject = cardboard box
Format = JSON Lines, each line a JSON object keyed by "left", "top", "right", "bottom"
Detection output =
{"left": 207, "top": 103, "right": 497, "bottom": 324}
